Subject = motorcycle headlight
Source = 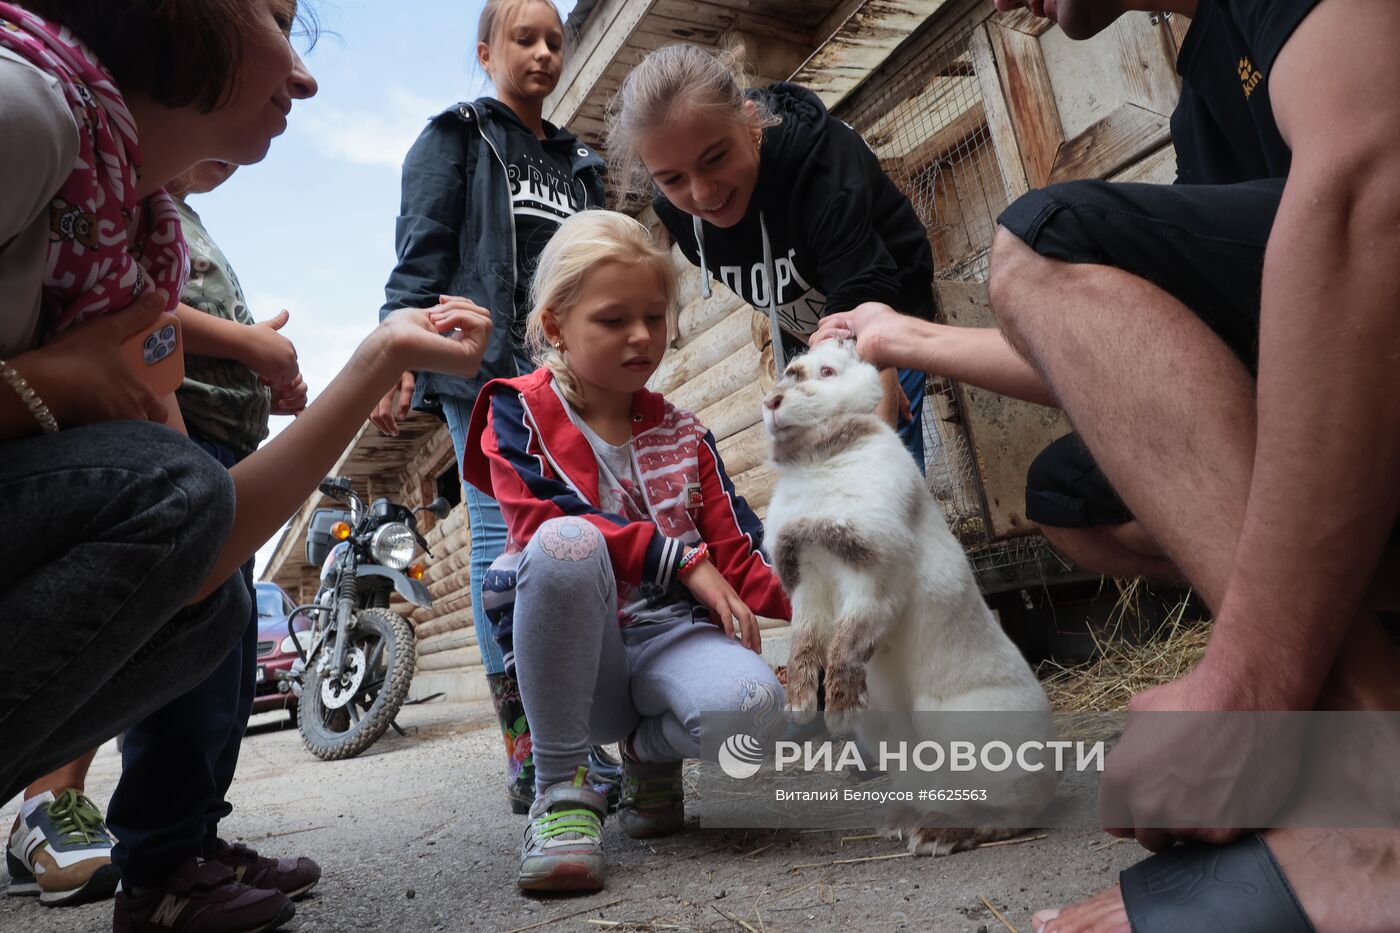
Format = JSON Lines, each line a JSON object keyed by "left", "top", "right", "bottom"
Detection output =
{"left": 370, "top": 522, "right": 416, "bottom": 570}
{"left": 280, "top": 631, "right": 312, "bottom": 655}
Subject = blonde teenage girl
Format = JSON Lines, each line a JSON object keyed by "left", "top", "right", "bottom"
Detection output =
{"left": 460, "top": 211, "right": 788, "bottom": 893}
{"left": 605, "top": 43, "right": 936, "bottom": 467}
{"left": 374, "top": 0, "right": 619, "bottom": 812}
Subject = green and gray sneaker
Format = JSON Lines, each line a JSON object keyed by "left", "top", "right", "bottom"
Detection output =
{"left": 7, "top": 789, "right": 119, "bottom": 906}
{"left": 517, "top": 767, "right": 607, "bottom": 893}
{"left": 617, "top": 753, "right": 684, "bottom": 839}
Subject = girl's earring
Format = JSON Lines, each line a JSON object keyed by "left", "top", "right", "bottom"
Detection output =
{"left": 552, "top": 341, "right": 565, "bottom": 351}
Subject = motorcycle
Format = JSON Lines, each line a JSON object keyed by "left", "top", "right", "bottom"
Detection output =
{"left": 288, "top": 476, "right": 451, "bottom": 760}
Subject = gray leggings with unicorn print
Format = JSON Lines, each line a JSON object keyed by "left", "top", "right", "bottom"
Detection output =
{"left": 512, "top": 516, "right": 785, "bottom": 793}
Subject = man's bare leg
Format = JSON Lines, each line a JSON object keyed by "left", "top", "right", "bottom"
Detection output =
{"left": 990, "top": 227, "right": 1400, "bottom": 932}
{"left": 989, "top": 228, "right": 1400, "bottom": 707}
{"left": 990, "top": 227, "right": 1250, "bottom": 613}
{"left": 1040, "top": 523, "right": 1184, "bottom": 584}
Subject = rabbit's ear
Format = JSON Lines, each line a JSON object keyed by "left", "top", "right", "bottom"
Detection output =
{"left": 835, "top": 335, "right": 857, "bottom": 354}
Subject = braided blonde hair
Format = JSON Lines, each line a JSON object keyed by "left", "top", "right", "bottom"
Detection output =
{"left": 524, "top": 210, "right": 678, "bottom": 410}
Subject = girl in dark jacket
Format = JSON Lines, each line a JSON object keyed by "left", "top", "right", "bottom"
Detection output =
{"left": 605, "top": 43, "right": 935, "bottom": 466}
{"left": 373, "top": 0, "right": 616, "bottom": 813}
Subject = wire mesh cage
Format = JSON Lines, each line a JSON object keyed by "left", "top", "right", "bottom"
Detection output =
{"left": 837, "top": 11, "right": 1018, "bottom": 550}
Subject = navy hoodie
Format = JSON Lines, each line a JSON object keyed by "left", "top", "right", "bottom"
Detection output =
{"left": 654, "top": 82, "right": 935, "bottom": 359}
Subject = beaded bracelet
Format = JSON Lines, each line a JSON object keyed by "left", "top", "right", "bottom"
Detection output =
{"left": 0, "top": 359, "right": 59, "bottom": 434}
{"left": 677, "top": 542, "right": 710, "bottom": 579}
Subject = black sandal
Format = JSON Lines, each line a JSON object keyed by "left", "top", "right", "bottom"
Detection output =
{"left": 1121, "top": 834, "right": 1315, "bottom": 933}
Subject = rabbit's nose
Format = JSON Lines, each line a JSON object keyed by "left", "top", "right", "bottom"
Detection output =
{"left": 765, "top": 394, "right": 784, "bottom": 411}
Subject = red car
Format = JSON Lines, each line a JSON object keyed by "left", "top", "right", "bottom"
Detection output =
{"left": 253, "top": 581, "right": 310, "bottom": 717}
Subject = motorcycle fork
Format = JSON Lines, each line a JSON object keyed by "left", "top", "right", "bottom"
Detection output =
{"left": 330, "top": 550, "right": 358, "bottom": 678}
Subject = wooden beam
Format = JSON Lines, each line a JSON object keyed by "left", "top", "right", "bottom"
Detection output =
{"left": 696, "top": 379, "right": 764, "bottom": 443}
{"left": 675, "top": 285, "right": 746, "bottom": 349}
{"left": 667, "top": 344, "right": 763, "bottom": 413}
{"left": 648, "top": 0, "right": 814, "bottom": 46}
{"left": 990, "top": 6, "right": 1054, "bottom": 36}
{"left": 545, "top": 0, "right": 657, "bottom": 128}
{"left": 716, "top": 421, "right": 768, "bottom": 476}
{"left": 1047, "top": 102, "right": 1169, "bottom": 183}
{"left": 1166, "top": 12, "right": 1191, "bottom": 57}
{"left": 649, "top": 303, "right": 752, "bottom": 394}
{"left": 880, "top": 98, "right": 986, "bottom": 179}
{"left": 1110, "top": 142, "right": 1176, "bottom": 184}
{"left": 720, "top": 25, "right": 812, "bottom": 86}
{"left": 969, "top": 23, "right": 1029, "bottom": 201}
{"left": 792, "top": 0, "right": 958, "bottom": 110}
{"left": 987, "top": 20, "right": 1063, "bottom": 188}
{"left": 1111, "top": 13, "right": 1180, "bottom": 118}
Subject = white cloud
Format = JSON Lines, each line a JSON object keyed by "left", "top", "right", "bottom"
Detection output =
{"left": 306, "top": 86, "right": 444, "bottom": 168}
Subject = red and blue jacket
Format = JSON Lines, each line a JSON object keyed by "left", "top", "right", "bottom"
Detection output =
{"left": 463, "top": 367, "right": 791, "bottom": 628}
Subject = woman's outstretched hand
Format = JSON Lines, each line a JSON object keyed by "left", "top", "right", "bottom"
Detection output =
{"left": 369, "top": 297, "right": 492, "bottom": 436}
{"left": 682, "top": 558, "right": 762, "bottom": 654}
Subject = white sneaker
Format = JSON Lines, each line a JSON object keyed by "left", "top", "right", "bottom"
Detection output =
{"left": 517, "top": 767, "right": 608, "bottom": 892}
{"left": 6, "top": 789, "right": 120, "bottom": 906}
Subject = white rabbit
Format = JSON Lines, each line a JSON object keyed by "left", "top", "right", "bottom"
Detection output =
{"left": 762, "top": 341, "right": 1056, "bottom": 855}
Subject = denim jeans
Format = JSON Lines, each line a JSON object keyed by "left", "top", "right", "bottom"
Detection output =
{"left": 107, "top": 431, "right": 258, "bottom": 887}
{"left": 442, "top": 396, "right": 508, "bottom": 675}
{"left": 897, "top": 367, "right": 927, "bottom": 475}
{"left": 0, "top": 421, "right": 248, "bottom": 804}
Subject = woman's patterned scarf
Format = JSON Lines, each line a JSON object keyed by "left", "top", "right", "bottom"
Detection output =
{"left": 0, "top": 3, "right": 187, "bottom": 336}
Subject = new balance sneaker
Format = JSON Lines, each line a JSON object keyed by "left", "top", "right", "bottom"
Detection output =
{"left": 616, "top": 753, "right": 685, "bottom": 839}
{"left": 111, "top": 858, "right": 294, "bottom": 933}
{"left": 517, "top": 767, "right": 607, "bottom": 893}
{"left": 6, "top": 789, "right": 120, "bottom": 906}
{"left": 206, "top": 839, "right": 320, "bottom": 900}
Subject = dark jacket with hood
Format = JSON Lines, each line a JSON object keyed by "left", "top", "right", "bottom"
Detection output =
{"left": 653, "top": 82, "right": 935, "bottom": 362}
{"left": 380, "top": 99, "right": 607, "bottom": 417}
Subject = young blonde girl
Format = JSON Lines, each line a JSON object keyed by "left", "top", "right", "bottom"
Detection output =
{"left": 460, "top": 210, "right": 788, "bottom": 893}
{"left": 374, "top": 0, "right": 615, "bottom": 813}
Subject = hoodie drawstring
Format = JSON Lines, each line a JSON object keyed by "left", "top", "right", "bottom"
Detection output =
{"left": 692, "top": 215, "right": 712, "bottom": 299}
{"left": 760, "top": 212, "right": 786, "bottom": 372}
{"left": 692, "top": 212, "right": 786, "bottom": 373}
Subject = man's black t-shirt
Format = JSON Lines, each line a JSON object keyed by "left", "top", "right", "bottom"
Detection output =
{"left": 1170, "top": 0, "right": 1325, "bottom": 185}
{"left": 481, "top": 100, "right": 587, "bottom": 343}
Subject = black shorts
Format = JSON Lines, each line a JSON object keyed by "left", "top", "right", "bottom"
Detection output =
{"left": 998, "top": 177, "right": 1286, "bottom": 530}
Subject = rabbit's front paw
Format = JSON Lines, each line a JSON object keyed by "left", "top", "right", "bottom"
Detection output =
{"left": 824, "top": 661, "right": 867, "bottom": 713}
{"left": 824, "top": 707, "right": 860, "bottom": 736}
{"left": 785, "top": 697, "right": 820, "bottom": 725}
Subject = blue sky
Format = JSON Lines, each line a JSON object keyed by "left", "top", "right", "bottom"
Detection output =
{"left": 189, "top": 0, "right": 575, "bottom": 573}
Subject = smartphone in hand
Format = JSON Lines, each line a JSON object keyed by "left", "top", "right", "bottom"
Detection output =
{"left": 120, "top": 312, "right": 185, "bottom": 397}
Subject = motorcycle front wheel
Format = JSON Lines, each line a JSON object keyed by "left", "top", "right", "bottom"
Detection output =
{"left": 297, "top": 608, "right": 417, "bottom": 761}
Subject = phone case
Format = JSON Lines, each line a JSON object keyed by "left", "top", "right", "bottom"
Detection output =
{"left": 120, "top": 312, "right": 185, "bottom": 397}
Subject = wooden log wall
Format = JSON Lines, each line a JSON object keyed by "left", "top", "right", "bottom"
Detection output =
{"left": 408, "top": 477, "right": 487, "bottom": 696}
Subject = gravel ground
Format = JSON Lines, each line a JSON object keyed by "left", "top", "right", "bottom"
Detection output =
{"left": 2, "top": 699, "right": 1143, "bottom": 932}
